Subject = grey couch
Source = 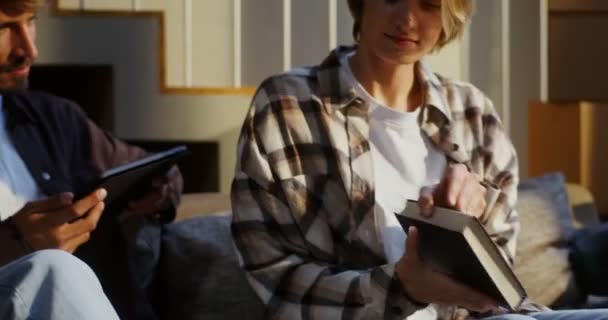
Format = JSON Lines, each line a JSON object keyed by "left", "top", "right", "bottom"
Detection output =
{"left": 156, "top": 173, "right": 605, "bottom": 319}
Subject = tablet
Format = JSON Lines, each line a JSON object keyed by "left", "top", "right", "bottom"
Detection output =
{"left": 75, "top": 145, "right": 189, "bottom": 207}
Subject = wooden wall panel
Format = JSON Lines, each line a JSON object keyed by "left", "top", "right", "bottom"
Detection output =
{"left": 57, "top": 0, "right": 81, "bottom": 10}
{"left": 291, "top": 0, "right": 329, "bottom": 68}
{"left": 528, "top": 101, "right": 582, "bottom": 182}
{"left": 549, "top": 15, "right": 608, "bottom": 101}
{"left": 550, "top": 0, "right": 608, "bottom": 11}
{"left": 138, "top": 0, "right": 185, "bottom": 87}
{"left": 191, "top": 1, "right": 234, "bottom": 87}
{"left": 54, "top": 0, "right": 469, "bottom": 95}
{"left": 580, "top": 103, "right": 608, "bottom": 214}
{"left": 241, "top": 0, "right": 283, "bottom": 87}
{"left": 529, "top": 101, "right": 608, "bottom": 214}
{"left": 84, "top": 0, "right": 132, "bottom": 11}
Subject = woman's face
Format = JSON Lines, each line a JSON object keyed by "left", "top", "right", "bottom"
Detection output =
{"left": 358, "top": 0, "right": 444, "bottom": 65}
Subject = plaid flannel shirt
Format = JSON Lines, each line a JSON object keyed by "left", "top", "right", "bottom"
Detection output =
{"left": 231, "top": 46, "right": 520, "bottom": 320}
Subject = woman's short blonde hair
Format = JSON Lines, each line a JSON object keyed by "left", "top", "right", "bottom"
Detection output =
{"left": 346, "top": 0, "right": 474, "bottom": 52}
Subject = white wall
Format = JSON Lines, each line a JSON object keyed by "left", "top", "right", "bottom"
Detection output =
{"left": 56, "top": 0, "right": 348, "bottom": 89}
{"left": 425, "top": 36, "right": 468, "bottom": 82}
{"left": 36, "top": 3, "right": 480, "bottom": 192}
{"left": 36, "top": 7, "right": 250, "bottom": 193}
{"left": 509, "top": 0, "right": 543, "bottom": 178}
{"left": 469, "top": 0, "right": 504, "bottom": 119}
{"left": 468, "top": 0, "right": 545, "bottom": 178}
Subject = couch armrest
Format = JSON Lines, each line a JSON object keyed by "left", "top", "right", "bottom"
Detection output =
{"left": 566, "top": 183, "right": 600, "bottom": 228}
{"left": 175, "top": 193, "right": 231, "bottom": 222}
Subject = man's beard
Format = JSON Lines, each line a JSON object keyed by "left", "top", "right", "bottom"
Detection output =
{"left": 0, "top": 56, "right": 33, "bottom": 94}
{"left": 0, "top": 76, "right": 28, "bottom": 94}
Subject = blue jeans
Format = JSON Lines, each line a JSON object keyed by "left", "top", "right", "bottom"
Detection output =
{"left": 482, "top": 309, "right": 608, "bottom": 320}
{"left": 0, "top": 250, "right": 119, "bottom": 320}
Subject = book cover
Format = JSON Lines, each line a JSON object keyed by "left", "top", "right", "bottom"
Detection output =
{"left": 395, "top": 201, "right": 527, "bottom": 311}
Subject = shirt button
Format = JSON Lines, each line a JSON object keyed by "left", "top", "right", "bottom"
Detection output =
{"left": 41, "top": 172, "right": 51, "bottom": 181}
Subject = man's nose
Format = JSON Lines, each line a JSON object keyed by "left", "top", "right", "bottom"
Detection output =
{"left": 13, "top": 25, "right": 38, "bottom": 61}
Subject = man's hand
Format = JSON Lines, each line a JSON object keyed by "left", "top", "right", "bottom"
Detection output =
{"left": 124, "top": 176, "right": 171, "bottom": 218}
{"left": 12, "top": 189, "right": 107, "bottom": 253}
{"left": 395, "top": 226, "right": 498, "bottom": 312}
{"left": 419, "top": 164, "right": 487, "bottom": 218}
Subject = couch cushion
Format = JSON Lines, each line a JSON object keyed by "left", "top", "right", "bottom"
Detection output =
{"left": 513, "top": 173, "right": 584, "bottom": 307}
{"left": 570, "top": 223, "right": 608, "bottom": 296}
{"left": 158, "top": 214, "right": 265, "bottom": 320}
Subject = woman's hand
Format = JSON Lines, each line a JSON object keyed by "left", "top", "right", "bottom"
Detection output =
{"left": 395, "top": 226, "right": 498, "bottom": 312}
{"left": 418, "top": 164, "right": 487, "bottom": 218}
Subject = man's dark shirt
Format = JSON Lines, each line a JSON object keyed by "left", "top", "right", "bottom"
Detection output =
{"left": 0, "top": 90, "right": 183, "bottom": 319}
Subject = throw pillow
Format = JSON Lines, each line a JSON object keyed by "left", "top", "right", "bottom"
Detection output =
{"left": 569, "top": 223, "right": 608, "bottom": 296}
{"left": 513, "top": 172, "right": 585, "bottom": 307}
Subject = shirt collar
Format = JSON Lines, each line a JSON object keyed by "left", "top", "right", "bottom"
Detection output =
{"left": 316, "top": 45, "right": 452, "bottom": 124}
{"left": 316, "top": 45, "right": 360, "bottom": 112}
{"left": 416, "top": 59, "right": 452, "bottom": 123}
{"left": 2, "top": 92, "right": 38, "bottom": 125}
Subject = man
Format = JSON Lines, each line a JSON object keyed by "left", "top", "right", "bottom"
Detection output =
{"left": 0, "top": 0, "right": 183, "bottom": 318}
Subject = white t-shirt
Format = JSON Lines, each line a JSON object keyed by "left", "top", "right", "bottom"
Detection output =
{"left": 0, "top": 96, "right": 45, "bottom": 221}
{"left": 340, "top": 54, "right": 448, "bottom": 319}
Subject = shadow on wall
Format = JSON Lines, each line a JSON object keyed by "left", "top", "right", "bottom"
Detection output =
{"left": 217, "top": 126, "right": 244, "bottom": 194}
{"left": 29, "top": 64, "right": 115, "bottom": 131}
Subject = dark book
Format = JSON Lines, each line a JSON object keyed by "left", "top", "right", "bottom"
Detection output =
{"left": 395, "top": 201, "right": 527, "bottom": 311}
{"left": 75, "top": 146, "right": 189, "bottom": 208}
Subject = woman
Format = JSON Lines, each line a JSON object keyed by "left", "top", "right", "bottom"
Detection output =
{"left": 231, "top": 0, "right": 607, "bottom": 319}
